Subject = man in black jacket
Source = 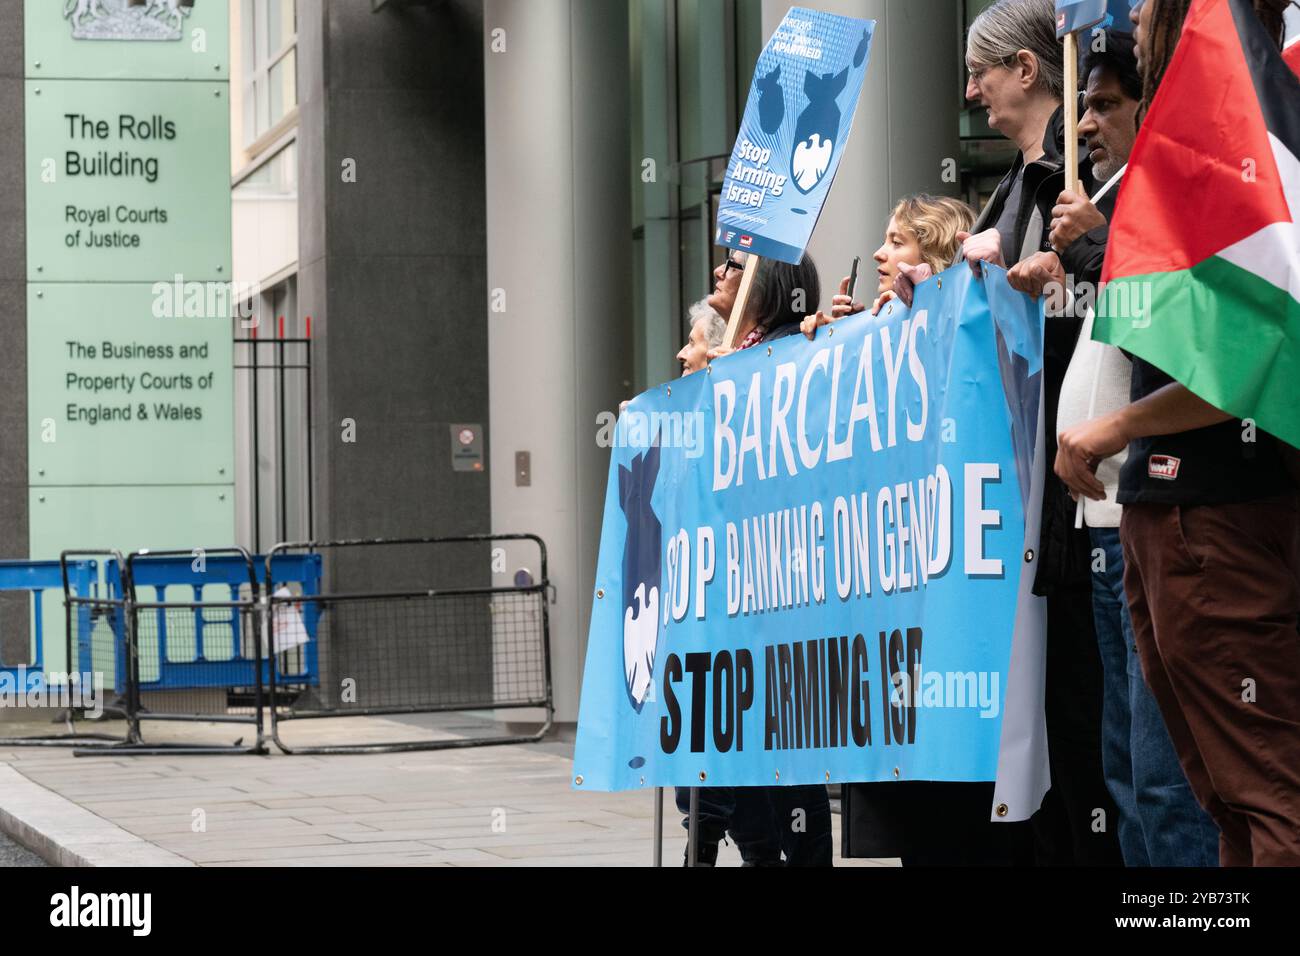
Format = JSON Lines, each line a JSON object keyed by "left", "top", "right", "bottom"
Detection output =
{"left": 1012, "top": 29, "right": 1220, "bottom": 868}
{"left": 957, "top": 0, "right": 1119, "bottom": 867}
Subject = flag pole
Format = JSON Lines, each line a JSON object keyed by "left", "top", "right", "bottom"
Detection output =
{"left": 722, "top": 253, "right": 762, "bottom": 349}
{"left": 1064, "top": 23, "right": 1081, "bottom": 525}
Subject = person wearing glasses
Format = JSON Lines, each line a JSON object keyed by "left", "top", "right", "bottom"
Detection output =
{"left": 704, "top": 250, "right": 821, "bottom": 359}
{"left": 678, "top": 248, "right": 831, "bottom": 866}
{"left": 959, "top": 0, "right": 1118, "bottom": 867}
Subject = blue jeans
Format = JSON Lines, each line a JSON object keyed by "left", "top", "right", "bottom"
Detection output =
{"left": 1090, "top": 527, "right": 1219, "bottom": 866}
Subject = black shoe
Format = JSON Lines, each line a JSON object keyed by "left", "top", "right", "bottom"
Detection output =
{"left": 683, "top": 841, "right": 719, "bottom": 867}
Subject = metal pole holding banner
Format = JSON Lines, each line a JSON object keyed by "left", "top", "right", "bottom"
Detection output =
{"left": 687, "top": 786, "right": 700, "bottom": 868}
{"left": 653, "top": 787, "right": 664, "bottom": 867}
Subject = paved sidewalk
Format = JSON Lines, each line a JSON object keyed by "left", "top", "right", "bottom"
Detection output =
{"left": 0, "top": 716, "right": 897, "bottom": 867}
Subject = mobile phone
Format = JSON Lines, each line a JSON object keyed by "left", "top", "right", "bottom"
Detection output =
{"left": 846, "top": 256, "right": 861, "bottom": 299}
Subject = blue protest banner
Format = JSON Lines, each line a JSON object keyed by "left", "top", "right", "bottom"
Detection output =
{"left": 1056, "top": 0, "right": 1135, "bottom": 38}
{"left": 714, "top": 7, "right": 874, "bottom": 265}
{"left": 573, "top": 266, "right": 1045, "bottom": 791}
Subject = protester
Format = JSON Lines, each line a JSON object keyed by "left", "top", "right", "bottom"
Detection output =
{"left": 1056, "top": 0, "right": 1300, "bottom": 867}
{"left": 670, "top": 298, "right": 767, "bottom": 866}
{"left": 960, "top": 0, "right": 1121, "bottom": 866}
{"left": 800, "top": 193, "right": 973, "bottom": 340}
{"left": 706, "top": 250, "right": 822, "bottom": 360}
{"left": 675, "top": 300, "right": 726, "bottom": 376}
{"left": 796, "top": 192, "right": 1062, "bottom": 866}
{"left": 1016, "top": 28, "right": 1219, "bottom": 867}
{"left": 681, "top": 251, "right": 830, "bottom": 867}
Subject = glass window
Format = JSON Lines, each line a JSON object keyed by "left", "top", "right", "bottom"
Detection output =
{"left": 242, "top": 0, "right": 298, "bottom": 147}
{"left": 628, "top": 0, "right": 762, "bottom": 391}
{"left": 269, "top": 48, "right": 296, "bottom": 128}
{"left": 267, "top": 0, "right": 296, "bottom": 56}
{"left": 232, "top": 141, "right": 297, "bottom": 198}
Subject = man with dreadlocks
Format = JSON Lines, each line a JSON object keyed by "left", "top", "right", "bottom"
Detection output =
{"left": 1057, "top": 0, "right": 1300, "bottom": 866}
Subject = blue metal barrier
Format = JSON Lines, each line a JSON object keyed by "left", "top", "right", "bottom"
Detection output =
{"left": 0, "top": 559, "right": 96, "bottom": 690}
{"left": 0, "top": 557, "right": 126, "bottom": 746}
{"left": 114, "top": 551, "right": 322, "bottom": 692}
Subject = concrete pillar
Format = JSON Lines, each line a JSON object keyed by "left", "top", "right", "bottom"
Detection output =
{"left": 0, "top": 0, "right": 28, "bottom": 664}
{"left": 760, "top": 0, "right": 962, "bottom": 303}
{"left": 483, "top": 0, "right": 633, "bottom": 724}
{"left": 296, "top": 0, "right": 493, "bottom": 702}
{"left": 298, "top": 0, "right": 491, "bottom": 563}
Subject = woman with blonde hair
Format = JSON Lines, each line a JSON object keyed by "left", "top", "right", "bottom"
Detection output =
{"left": 803, "top": 192, "right": 1045, "bottom": 865}
{"left": 801, "top": 193, "right": 975, "bottom": 339}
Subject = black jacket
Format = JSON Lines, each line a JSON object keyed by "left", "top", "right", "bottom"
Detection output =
{"left": 1057, "top": 173, "right": 1120, "bottom": 288}
{"left": 968, "top": 104, "right": 1099, "bottom": 266}
{"left": 981, "top": 104, "right": 1099, "bottom": 596}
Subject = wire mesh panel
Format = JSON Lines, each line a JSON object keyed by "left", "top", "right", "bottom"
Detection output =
{"left": 267, "top": 535, "right": 554, "bottom": 754}
{"left": 0, "top": 553, "right": 130, "bottom": 747}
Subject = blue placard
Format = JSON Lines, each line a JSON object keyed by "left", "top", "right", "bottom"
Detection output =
{"left": 1056, "top": 0, "right": 1135, "bottom": 38}
{"left": 714, "top": 7, "right": 874, "bottom": 265}
{"left": 573, "top": 266, "right": 1045, "bottom": 791}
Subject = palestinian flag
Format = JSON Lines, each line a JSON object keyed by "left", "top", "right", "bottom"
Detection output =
{"left": 1094, "top": 0, "right": 1300, "bottom": 448}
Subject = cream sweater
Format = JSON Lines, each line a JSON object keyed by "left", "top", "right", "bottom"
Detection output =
{"left": 1056, "top": 309, "right": 1131, "bottom": 528}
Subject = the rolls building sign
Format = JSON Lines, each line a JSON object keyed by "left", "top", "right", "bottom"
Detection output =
{"left": 24, "top": 0, "right": 235, "bottom": 577}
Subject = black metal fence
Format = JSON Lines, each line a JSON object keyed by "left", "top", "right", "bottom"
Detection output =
{"left": 265, "top": 535, "right": 554, "bottom": 754}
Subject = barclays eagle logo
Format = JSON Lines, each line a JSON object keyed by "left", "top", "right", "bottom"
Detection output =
{"left": 618, "top": 438, "right": 662, "bottom": 713}
{"left": 791, "top": 66, "right": 849, "bottom": 194}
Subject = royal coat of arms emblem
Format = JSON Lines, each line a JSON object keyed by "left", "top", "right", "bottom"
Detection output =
{"left": 63, "top": 0, "right": 195, "bottom": 42}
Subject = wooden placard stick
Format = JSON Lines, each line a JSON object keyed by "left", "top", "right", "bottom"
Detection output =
{"left": 1063, "top": 31, "right": 1080, "bottom": 194}
{"left": 722, "top": 253, "right": 762, "bottom": 350}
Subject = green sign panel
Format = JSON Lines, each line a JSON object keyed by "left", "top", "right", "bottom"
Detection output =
{"left": 24, "top": 0, "right": 230, "bottom": 81}
{"left": 24, "top": 0, "right": 236, "bottom": 566}
{"left": 28, "top": 283, "right": 233, "bottom": 486}
{"left": 30, "top": 485, "right": 237, "bottom": 577}
{"left": 25, "top": 78, "right": 232, "bottom": 282}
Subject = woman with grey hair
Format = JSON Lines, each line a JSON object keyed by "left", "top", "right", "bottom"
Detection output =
{"left": 959, "top": 0, "right": 1070, "bottom": 269}
{"left": 675, "top": 301, "right": 726, "bottom": 376}
{"left": 959, "top": 0, "right": 1119, "bottom": 868}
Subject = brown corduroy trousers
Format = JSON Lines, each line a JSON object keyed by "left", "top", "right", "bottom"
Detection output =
{"left": 1121, "top": 494, "right": 1300, "bottom": 866}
